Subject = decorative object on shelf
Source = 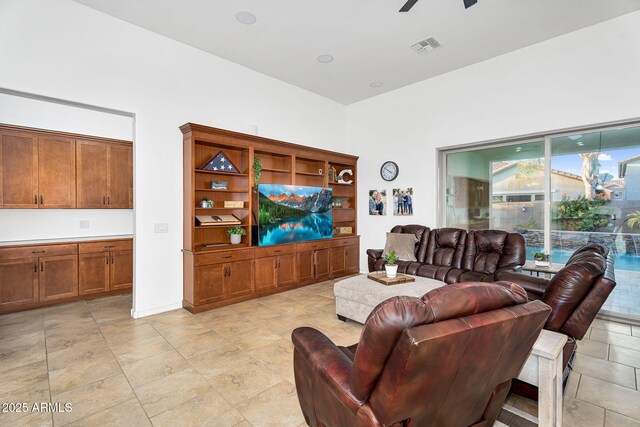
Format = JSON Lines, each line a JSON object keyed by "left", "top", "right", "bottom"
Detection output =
{"left": 210, "top": 180, "right": 228, "bottom": 190}
{"left": 200, "top": 198, "right": 214, "bottom": 208}
{"left": 224, "top": 200, "right": 244, "bottom": 208}
{"left": 533, "top": 252, "right": 551, "bottom": 267}
{"left": 369, "top": 189, "right": 387, "bottom": 216}
{"left": 195, "top": 214, "right": 241, "bottom": 226}
{"left": 380, "top": 161, "right": 399, "bottom": 181}
{"left": 332, "top": 197, "right": 343, "bottom": 208}
{"left": 383, "top": 250, "right": 398, "bottom": 278}
{"left": 226, "top": 226, "right": 246, "bottom": 244}
{"left": 200, "top": 150, "right": 240, "bottom": 173}
{"left": 337, "top": 226, "right": 352, "bottom": 234}
{"left": 253, "top": 157, "right": 262, "bottom": 187}
{"left": 393, "top": 188, "right": 414, "bottom": 216}
{"left": 328, "top": 164, "right": 337, "bottom": 183}
{"left": 337, "top": 169, "right": 353, "bottom": 184}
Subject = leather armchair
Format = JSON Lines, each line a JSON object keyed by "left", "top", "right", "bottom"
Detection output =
{"left": 495, "top": 243, "right": 616, "bottom": 397}
{"left": 292, "top": 282, "right": 551, "bottom": 427}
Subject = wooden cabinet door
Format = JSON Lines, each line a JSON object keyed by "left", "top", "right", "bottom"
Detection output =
{"left": 195, "top": 263, "right": 225, "bottom": 305}
{"left": 345, "top": 244, "right": 359, "bottom": 273}
{"left": 297, "top": 250, "right": 315, "bottom": 283}
{"left": 254, "top": 257, "right": 276, "bottom": 291}
{"left": 315, "top": 249, "right": 330, "bottom": 281}
{"left": 0, "top": 259, "right": 39, "bottom": 309}
{"left": 107, "top": 144, "right": 132, "bottom": 208}
{"left": 39, "top": 255, "right": 78, "bottom": 302}
{"left": 0, "top": 131, "right": 38, "bottom": 208}
{"left": 110, "top": 250, "right": 133, "bottom": 290}
{"left": 38, "top": 136, "right": 76, "bottom": 208}
{"left": 330, "top": 247, "right": 346, "bottom": 277}
{"left": 77, "top": 140, "right": 108, "bottom": 208}
{"left": 276, "top": 253, "right": 296, "bottom": 287}
{"left": 79, "top": 252, "right": 109, "bottom": 295}
{"left": 226, "top": 260, "right": 253, "bottom": 298}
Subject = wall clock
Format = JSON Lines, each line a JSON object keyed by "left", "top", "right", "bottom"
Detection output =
{"left": 380, "top": 161, "right": 399, "bottom": 181}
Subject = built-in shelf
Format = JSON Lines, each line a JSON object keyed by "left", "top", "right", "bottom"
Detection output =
{"left": 329, "top": 182, "right": 353, "bottom": 186}
{"left": 262, "top": 167, "right": 291, "bottom": 173}
{"left": 195, "top": 224, "right": 249, "bottom": 229}
{"left": 195, "top": 169, "right": 248, "bottom": 177}
{"left": 296, "top": 171, "right": 324, "bottom": 177}
{"left": 195, "top": 188, "right": 247, "bottom": 193}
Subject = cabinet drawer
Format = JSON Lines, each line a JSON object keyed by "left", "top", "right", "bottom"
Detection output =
{"left": 296, "top": 240, "right": 332, "bottom": 252}
{"left": 195, "top": 248, "right": 255, "bottom": 266}
{"left": 79, "top": 239, "right": 132, "bottom": 253}
{"left": 331, "top": 236, "right": 359, "bottom": 247}
{"left": 254, "top": 244, "right": 296, "bottom": 258}
{"left": 0, "top": 244, "right": 78, "bottom": 261}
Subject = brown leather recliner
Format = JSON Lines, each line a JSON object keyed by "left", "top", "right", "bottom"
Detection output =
{"left": 292, "top": 282, "right": 551, "bottom": 427}
{"left": 495, "top": 243, "right": 616, "bottom": 397}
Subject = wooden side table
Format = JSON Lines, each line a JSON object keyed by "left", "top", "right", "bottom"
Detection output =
{"left": 521, "top": 261, "right": 562, "bottom": 278}
{"left": 504, "top": 329, "right": 568, "bottom": 426}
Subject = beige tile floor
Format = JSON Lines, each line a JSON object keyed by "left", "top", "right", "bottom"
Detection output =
{"left": 1, "top": 280, "right": 639, "bottom": 426}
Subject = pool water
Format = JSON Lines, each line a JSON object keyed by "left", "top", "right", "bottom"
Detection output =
{"left": 526, "top": 247, "right": 640, "bottom": 271}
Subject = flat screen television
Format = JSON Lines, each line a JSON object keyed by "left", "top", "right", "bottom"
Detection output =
{"left": 257, "top": 184, "right": 333, "bottom": 246}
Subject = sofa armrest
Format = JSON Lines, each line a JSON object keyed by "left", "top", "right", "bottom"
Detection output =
{"left": 367, "top": 249, "right": 383, "bottom": 272}
{"left": 292, "top": 327, "right": 363, "bottom": 412}
{"left": 494, "top": 270, "right": 549, "bottom": 300}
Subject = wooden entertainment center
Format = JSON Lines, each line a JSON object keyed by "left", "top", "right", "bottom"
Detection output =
{"left": 181, "top": 123, "right": 359, "bottom": 313}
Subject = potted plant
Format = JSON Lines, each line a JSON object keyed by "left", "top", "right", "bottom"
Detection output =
{"left": 253, "top": 157, "right": 262, "bottom": 188}
{"left": 226, "top": 226, "right": 246, "bottom": 244}
{"left": 383, "top": 250, "right": 398, "bottom": 278}
{"left": 533, "top": 251, "right": 551, "bottom": 267}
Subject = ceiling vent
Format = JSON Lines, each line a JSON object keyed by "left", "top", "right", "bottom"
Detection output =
{"left": 410, "top": 37, "right": 442, "bottom": 54}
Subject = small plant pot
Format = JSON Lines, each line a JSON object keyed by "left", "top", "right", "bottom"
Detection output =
{"left": 385, "top": 264, "right": 398, "bottom": 278}
{"left": 534, "top": 260, "right": 550, "bottom": 267}
{"left": 230, "top": 234, "right": 242, "bottom": 245}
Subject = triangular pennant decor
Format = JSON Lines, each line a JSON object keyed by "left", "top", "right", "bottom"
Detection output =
{"left": 200, "top": 151, "right": 240, "bottom": 173}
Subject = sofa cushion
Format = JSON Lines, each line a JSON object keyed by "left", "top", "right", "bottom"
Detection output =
{"left": 382, "top": 232, "right": 418, "bottom": 262}
{"left": 425, "top": 228, "right": 466, "bottom": 267}
{"left": 390, "top": 225, "right": 430, "bottom": 262}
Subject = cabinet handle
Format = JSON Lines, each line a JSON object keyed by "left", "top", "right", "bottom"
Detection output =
{"left": 31, "top": 250, "right": 45, "bottom": 254}
{"left": 34, "top": 262, "right": 37, "bottom": 272}
{"left": 40, "top": 262, "right": 44, "bottom": 272}
{"left": 274, "top": 250, "right": 281, "bottom": 253}
{"left": 106, "top": 255, "right": 109, "bottom": 264}
{"left": 222, "top": 255, "right": 232, "bottom": 259}
{"left": 111, "top": 255, "right": 114, "bottom": 264}
{"left": 228, "top": 267, "right": 231, "bottom": 277}
{"left": 103, "top": 196, "right": 106, "bottom": 205}
{"left": 40, "top": 195, "right": 43, "bottom": 205}
{"left": 108, "top": 196, "right": 110, "bottom": 205}
{"left": 104, "top": 245, "right": 116, "bottom": 248}
{"left": 34, "top": 195, "right": 37, "bottom": 204}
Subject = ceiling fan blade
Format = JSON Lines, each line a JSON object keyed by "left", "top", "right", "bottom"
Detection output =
{"left": 399, "top": 0, "right": 420, "bottom": 12}
{"left": 463, "top": 0, "right": 478, "bottom": 8}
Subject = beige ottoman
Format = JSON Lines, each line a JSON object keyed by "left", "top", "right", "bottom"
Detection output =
{"left": 334, "top": 274, "right": 445, "bottom": 323}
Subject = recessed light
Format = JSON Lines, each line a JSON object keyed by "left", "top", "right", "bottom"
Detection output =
{"left": 235, "top": 11, "right": 256, "bottom": 25}
{"left": 515, "top": 147, "right": 522, "bottom": 152}
{"left": 369, "top": 81, "right": 384, "bottom": 88}
{"left": 317, "top": 55, "right": 334, "bottom": 63}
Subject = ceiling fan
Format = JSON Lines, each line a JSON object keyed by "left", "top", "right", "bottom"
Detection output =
{"left": 400, "top": 0, "right": 478, "bottom": 12}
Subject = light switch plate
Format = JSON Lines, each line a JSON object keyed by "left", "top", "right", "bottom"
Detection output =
{"left": 79, "top": 220, "right": 90, "bottom": 229}
{"left": 154, "top": 223, "right": 169, "bottom": 233}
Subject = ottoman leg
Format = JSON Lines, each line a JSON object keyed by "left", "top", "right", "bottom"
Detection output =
{"left": 337, "top": 314, "right": 347, "bottom": 322}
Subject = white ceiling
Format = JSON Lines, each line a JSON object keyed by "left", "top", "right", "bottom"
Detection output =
{"left": 72, "top": 0, "right": 640, "bottom": 105}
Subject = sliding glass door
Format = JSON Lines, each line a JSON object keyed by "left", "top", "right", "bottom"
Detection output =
{"left": 442, "top": 123, "right": 640, "bottom": 319}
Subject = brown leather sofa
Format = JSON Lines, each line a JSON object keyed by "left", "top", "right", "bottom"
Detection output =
{"left": 495, "top": 243, "right": 616, "bottom": 396}
{"left": 367, "top": 225, "right": 525, "bottom": 283}
{"left": 292, "top": 282, "right": 551, "bottom": 427}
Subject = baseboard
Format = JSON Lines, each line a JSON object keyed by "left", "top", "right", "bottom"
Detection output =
{"left": 131, "top": 302, "right": 183, "bottom": 319}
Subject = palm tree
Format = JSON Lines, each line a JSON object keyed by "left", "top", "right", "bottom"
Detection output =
{"left": 579, "top": 152, "right": 600, "bottom": 197}
{"left": 626, "top": 211, "right": 640, "bottom": 229}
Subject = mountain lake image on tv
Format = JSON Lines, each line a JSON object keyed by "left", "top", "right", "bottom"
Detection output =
{"left": 258, "top": 184, "right": 333, "bottom": 246}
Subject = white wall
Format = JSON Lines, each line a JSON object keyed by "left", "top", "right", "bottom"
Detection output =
{"left": 0, "top": 0, "right": 346, "bottom": 317}
{"left": 346, "top": 11, "right": 640, "bottom": 271}
{"left": 0, "top": 92, "right": 135, "bottom": 242}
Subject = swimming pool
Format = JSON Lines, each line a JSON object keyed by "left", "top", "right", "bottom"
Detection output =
{"left": 526, "top": 247, "right": 640, "bottom": 271}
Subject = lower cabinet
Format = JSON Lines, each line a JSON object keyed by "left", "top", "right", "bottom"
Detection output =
{"left": 0, "top": 238, "right": 132, "bottom": 314}
{"left": 184, "top": 236, "right": 360, "bottom": 313}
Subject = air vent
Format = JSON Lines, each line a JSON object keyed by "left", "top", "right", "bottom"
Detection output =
{"left": 410, "top": 37, "right": 442, "bottom": 54}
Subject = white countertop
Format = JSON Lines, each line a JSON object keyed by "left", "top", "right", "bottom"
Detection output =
{"left": 0, "top": 235, "right": 133, "bottom": 247}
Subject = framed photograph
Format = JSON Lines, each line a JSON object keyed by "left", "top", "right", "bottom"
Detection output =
{"left": 369, "top": 189, "right": 387, "bottom": 216}
{"left": 393, "top": 188, "right": 413, "bottom": 216}
{"left": 210, "top": 180, "right": 228, "bottom": 190}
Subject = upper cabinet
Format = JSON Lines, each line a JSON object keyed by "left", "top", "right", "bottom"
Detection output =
{"left": 0, "top": 124, "right": 132, "bottom": 209}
